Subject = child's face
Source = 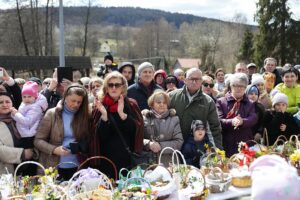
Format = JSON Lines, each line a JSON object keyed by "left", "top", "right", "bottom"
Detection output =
{"left": 22, "top": 95, "right": 35, "bottom": 104}
{"left": 194, "top": 128, "right": 206, "bottom": 141}
{"left": 247, "top": 92, "right": 258, "bottom": 103}
{"left": 274, "top": 102, "right": 287, "bottom": 112}
{"left": 256, "top": 83, "right": 265, "bottom": 93}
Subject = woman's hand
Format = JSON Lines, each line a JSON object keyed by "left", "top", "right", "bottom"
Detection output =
{"left": 118, "top": 95, "right": 127, "bottom": 120}
{"left": 232, "top": 114, "right": 243, "bottom": 128}
{"left": 149, "top": 142, "right": 161, "bottom": 153}
{"left": 0, "top": 67, "right": 10, "bottom": 82}
{"left": 10, "top": 107, "right": 18, "bottom": 115}
{"left": 280, "top": 124, "right": 287, "bottom": 132}
{"left": 24, "top": 149, "right": 34, "bottom": 160}
{"left": 95, "top": 99, "right": 108, "bottom": 121}
{"left": 53, "top": 146, "right": 71, "bottom": 156}
{"left": 48, "top": 78, "right": 58, "bottom": 91}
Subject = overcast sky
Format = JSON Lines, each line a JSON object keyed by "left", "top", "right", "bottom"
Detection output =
{"left": 1, "top": 0, "right": 300, "bottom": 25}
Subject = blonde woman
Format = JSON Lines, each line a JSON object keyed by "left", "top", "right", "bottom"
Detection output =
{"left": 91, "top": 71, "right": 143, "bottom": 178}
{"left": 142, "top": 91, "right": 183, "bottom": 166}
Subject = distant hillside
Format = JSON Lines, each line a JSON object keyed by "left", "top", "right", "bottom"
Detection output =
{"left": 58, "top": 6, "right": 221, "bottom": 27}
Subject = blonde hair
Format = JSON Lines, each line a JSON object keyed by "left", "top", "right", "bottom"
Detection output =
{"left": 98, "top": 71, "right": 128, "bottom": 101}
{"left": 147, "top": 90, "right": 170, "bottom": 108}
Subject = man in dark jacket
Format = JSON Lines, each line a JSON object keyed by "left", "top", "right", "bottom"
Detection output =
{"left": 127, "top": 62, "right": 161, "bottom": 110}
{"left": 260, "top": 57, "right": 282, "bottom": 87}
{"left": 169, "top": 68, "right": 222, "bottom": 149}
{"left": 119, "top": 62, "right": 136, "bottom": 86}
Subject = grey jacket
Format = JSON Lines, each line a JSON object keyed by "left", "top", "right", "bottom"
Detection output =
{"left": 142, "top": 109, "right": 183, "bottom": 166}
{"left": 169, "top": 86, "right": 222, "bottom": 149}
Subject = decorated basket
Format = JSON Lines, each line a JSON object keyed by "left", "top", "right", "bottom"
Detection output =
{"left": 205, "top": 167, "right": 232, "bottom": 193}
{"left": 143, "top": 164, "right": 176, "bottom": 200}
{"left": 113, "top": 177, "right": 157, "bottom": 200}
{"left": 229, "top": 154, "right": 252, "bottom": 188}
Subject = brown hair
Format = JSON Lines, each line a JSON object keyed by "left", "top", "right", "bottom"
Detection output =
{"left": 63, "top": 83, "right": 90, "bottom": 140}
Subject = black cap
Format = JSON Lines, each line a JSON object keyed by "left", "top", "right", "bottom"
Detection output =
{"left": 28, "top": 77, "right": 42, "bottom": 86}
{"left": 104, "top": 53, "right": 113, "bottom": 63}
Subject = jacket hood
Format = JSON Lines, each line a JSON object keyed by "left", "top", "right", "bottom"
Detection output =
{"left": 141, "top": 108, "right": 176, "bottom": 119}
{"left": 118, "top": 62, "right": 136, "bottom": 84}
{"left": 36, "top": 94, "right": 48, "bottom": 111}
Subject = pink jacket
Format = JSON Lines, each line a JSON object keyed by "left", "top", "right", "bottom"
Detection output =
{"left": 12, "top": 94, "right": 48, "bottom": 137}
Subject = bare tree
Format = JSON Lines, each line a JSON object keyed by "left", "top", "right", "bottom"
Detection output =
{"left": 16, "top": 0, "right": 29, "bottom": 55}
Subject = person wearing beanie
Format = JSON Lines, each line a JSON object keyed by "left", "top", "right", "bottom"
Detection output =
{"left": 118, "top": 62, "right": 136, "bottom": 86}
{"left": 165, "top": 75, "right": 179, "bottom": 93}
{"left": 28, "top": 77, "right": 42, "bottom": 92}
{"left": 10, "top": 81, "right": 48, "bottom": 175}
{"left": 246, "top": 85, "right": 265, "bottom": 142}
{"left": 263, "top": 92, "right": 300, "bottom": 145}
{"left": 98, "top": 53, "right": 118, "bottom": 78}
{"left": 154, "top": 69, "right": 167, "bottom": 89}
{"left": 173, "top": 68, "right": 185, "bottom": 88}
{"left": 181, "top": 119, "right": 213, "bottom": 168}
{"left": 104, "top": 53, "right": 113, "bottom": 64}
{"left": 251, "top": 73, "right": 272, "bottom": 109}
{"left": 127, "top": 62, "right": 161, "bottom": 110}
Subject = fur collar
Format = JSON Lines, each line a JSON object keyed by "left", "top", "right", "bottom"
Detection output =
{"left": 142, "top": 108, "right": 176, "bottom": 118}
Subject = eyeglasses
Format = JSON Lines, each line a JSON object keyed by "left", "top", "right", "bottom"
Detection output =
{"left": 166, "top": 79, "right": 176, "bottom": 84}
{"left": 203, "top": 83, "right": 214, "bottom": 88}
{"left": 91, "top": 85, "right": 101, "bottom": 89}
{"left": 187, "top": 77, "right": 201, "bottom": 83}
{"left": 108, "top": 83, "right": 123, "bottom": 88}
{"left": 232, "top": 85, "right": 246, "bottom": 89}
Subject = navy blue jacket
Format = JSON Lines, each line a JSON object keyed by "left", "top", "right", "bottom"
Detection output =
{"left": 181, "top": 135, "right": 212, "bottom": 168}
{"left": 127, "top": 81, "right": 161, "bottom": 110}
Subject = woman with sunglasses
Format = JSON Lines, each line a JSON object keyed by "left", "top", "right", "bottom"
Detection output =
{"left": 165, "top": 75, "right": 179, "bottom": 93}
{"left": 91, "top": 71, "right": 143, "bottom": 178}
{"left": 202, "top": 75, "right": 218, "bottom": 102}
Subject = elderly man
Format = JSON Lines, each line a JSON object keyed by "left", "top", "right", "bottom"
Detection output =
{"left": 169, "top": 68, "right": 222, "bottom": 149}
{"left": 127, "top": 62, "right": 161, "bottom": 110}
{"left": 260, "top": 57, "right": 282, "bottom": 86}
{"left": 234, "top": 63, "right": 248, "bottom": 75}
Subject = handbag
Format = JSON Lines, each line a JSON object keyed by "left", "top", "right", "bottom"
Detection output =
{"left": 108, "top": 114, "right": 153, "bottom": 167}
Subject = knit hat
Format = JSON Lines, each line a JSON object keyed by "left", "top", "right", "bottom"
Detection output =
{"left": 272, "top": 92, "right": 288, "bottom": 107}
{"left": 173, "top": 68, "right": 184, "bottom": 77}
{"left": 137, "top": 62, "right": 154, "bottom": 76}
{"left": 29, "top": 77, "right": 42, "bottom": 86}
{"left": 22, "top": 81, "right": 39, "bottom": 98}
{"left": 191, "top": 120, "right": 206, "bottom": 135}
{"left": 251, "top": 73, "right": 265, "bottom": 85}
{"left": 154, "top": 69, "right": 167, "bottom": 79}
{"left": 246, "top": 85, "right": 259, "bottom": 97}
{"left": 104, "top": 53, "right": 113, "bottom": 62}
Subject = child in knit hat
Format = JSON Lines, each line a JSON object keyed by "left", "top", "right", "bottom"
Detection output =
{"left": 251, "top": 73, "right": 272, "bottom": 109}
{"left": 246, "top": 85, "right": 265, "bottom": 142}
{"left": 263, "top": 92, "right": 299, "bottom": 145}
{"left": 11, "top": 81, "right": 48, "bottom": 144}
{"left": 181, "top": 120, "right": 213, "bottom": 168}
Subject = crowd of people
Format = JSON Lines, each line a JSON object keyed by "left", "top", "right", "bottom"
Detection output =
{"left": 0, "top": 55, "right": 300, "bottom": 180}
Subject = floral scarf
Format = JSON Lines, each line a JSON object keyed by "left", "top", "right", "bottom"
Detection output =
{"left": 226, "top": 98, "right": 241, "bottom": 119}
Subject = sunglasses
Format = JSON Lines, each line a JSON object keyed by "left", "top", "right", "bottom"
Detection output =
{"left": 42, "top": 82, "right": 50, "bottom": 85}
{"left": 108, "top": 83, "right": 123, "bottom": 88}
{"left": 166, "top": 79, "right": 176, "bottom": 84}
{"left": 203, "top": 83, "right": 214, "bottom": 88}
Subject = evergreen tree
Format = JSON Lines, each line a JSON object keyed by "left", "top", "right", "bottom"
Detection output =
{"left": 254, "top": 0, "right": 292, "bottom": 67}
{"left": 237, "top": 28, "right": 254, "bottom": 63}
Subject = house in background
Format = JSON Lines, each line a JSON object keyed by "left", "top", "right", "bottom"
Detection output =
{"left": 173, "top": 58, "right": 201, "bottom": 70}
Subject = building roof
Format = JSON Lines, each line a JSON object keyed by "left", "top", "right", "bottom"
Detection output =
{"left": 175, "top": 58, "right": 201, "bottom": 69}
{"left": 0, "top": 56, "right": 92, "bottom": 71}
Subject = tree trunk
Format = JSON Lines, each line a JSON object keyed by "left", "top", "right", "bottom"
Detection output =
{"left": 82, "top": 0, "right": 91, "bottom": 57}
{"left": 44, "top": 0, "right": 50, "bottom": 56}
{"left": 49, "top": 0, "right": 54, "bottom": 56}
{"left": 30, "top": 0, "right": 38, "bottom": 55}
{"left": 35, "top": 0, "right": 43, "bottom": 56}
{"left": 16, "top": 0, "right": 30, "bottom": 56}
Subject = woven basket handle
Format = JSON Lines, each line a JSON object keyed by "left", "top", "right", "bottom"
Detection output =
{"left": 158, "top": 147, "right": 177, "bottom": 165}
{"left": 14, "top": 161, "right": 45, "bottom": 183}
{"left": 262, "top": 128, "right": 269, "bottom": 146}
{"left": 123, "top": 177, "right": 151, "bottom": 190}
{"left": 78, "top": 156, "right": 117, "bottom": 181}
{"left": 142, "top": 164, "right": 173, "bottom": 178}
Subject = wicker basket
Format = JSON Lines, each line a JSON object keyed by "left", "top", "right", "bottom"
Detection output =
{"left": 231, "top": 176, "right": 252, "bottom": 188}
{"left": 205, "top": 167, "right": 232, "bottom": 193}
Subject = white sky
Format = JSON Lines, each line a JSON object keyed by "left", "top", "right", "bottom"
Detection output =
{"left": 1, "top": 0, "right": 300, "bottom": 25}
